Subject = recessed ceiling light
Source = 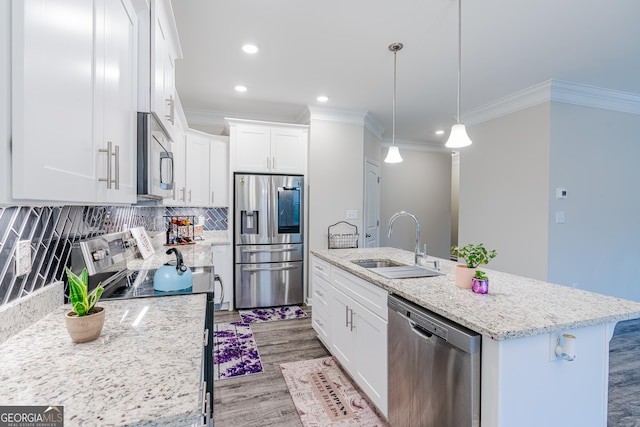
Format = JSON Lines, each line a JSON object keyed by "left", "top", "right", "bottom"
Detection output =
{"left": 317, "top": 95, "right": 329, "bottom": 102}
{"left": 435, "top": 130, "right": 445, "bottom": 135}
{"left": 242, "top": 44, "right": 258, "bottom": 54}
{"left": 234, "top": 85, "right": 248, "bottom": 92}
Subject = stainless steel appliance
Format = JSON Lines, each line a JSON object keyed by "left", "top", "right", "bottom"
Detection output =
{"left": 137, "top": 112, "right": 174, "bottom": 201}
{"left": 69, "top": 231, "right": 213, "bottom": 426}
{"left": 388, "top": 294, "right": 481, "bottom": 427}
{"left": 234, "top": 173, "right": 304, "bottom": 309}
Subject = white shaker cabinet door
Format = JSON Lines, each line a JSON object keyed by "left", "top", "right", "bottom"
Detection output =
{"left": 185, "top": 132, "right": 210, "bottom": 206}
{"left": 12, "top": 0, "right": 97, "bottom": 202}
{"left": 209, "top": 136, "right": 229, "bottom": 207}
{"left": 270, "top": 128, "right": 307, "bottom": 174}
{"left": 96, "top": 0, "right": 137, "bottom": 204}
{"left": 232, "top": 125, "right": 271, "bottom": 173}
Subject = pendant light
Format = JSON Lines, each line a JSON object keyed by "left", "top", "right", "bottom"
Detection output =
{"left": 384, "top": 43, "right": 404, "bottom": 163}
{"left": 445, "top": 0, "right": 473, "bottom": 148}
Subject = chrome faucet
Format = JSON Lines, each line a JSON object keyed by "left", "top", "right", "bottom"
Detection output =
{"left": 387, "top": 211, "right": 426, "bottom": 266}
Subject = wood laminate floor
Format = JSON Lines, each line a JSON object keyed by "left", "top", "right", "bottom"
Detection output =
{"left": 213, "top": 305, "right": 329, "bottom": 427}
{"left": 213, "top": 307, "right": 640, "bottom": 427}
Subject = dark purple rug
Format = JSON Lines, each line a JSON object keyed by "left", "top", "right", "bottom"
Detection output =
{"left": 213, "top": 322, "right": 264, "bottom": 380}
{"left": 238, "top": 305, "right": 308, "bottom": 324}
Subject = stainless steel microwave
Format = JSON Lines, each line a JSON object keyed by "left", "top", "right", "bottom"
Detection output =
{"left": 136, "top": 112, "right": 174, "bottom": 201}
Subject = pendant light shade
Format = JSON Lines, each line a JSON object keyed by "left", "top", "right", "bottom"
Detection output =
{"left": 384, "top": 42, "right": 403, "bottom": 163}
{"left": 384, "top": 145, "right": 403, "bottom": 163}
{"left": 445, "top": 0, "right": 472, "bottom": 149}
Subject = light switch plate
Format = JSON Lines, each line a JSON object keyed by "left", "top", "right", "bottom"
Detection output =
{"left": 16, "top": 240, "right": 32, "bottom": 276}
{"left": 346, "top": 210, "right": 358, "bottom": 220}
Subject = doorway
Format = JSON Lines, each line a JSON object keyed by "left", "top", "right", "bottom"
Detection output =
{"left": 364, "top": 158, "right": 380, "bottom": 248}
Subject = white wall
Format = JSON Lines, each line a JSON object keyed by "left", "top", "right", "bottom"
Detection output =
{"left": 459, "top": 103, "right": 551, "bottom": 280}
{"left": 1, "top": 2, "right": 11, "bottom": 203}
{"left": 380, "top": 148, "right": 452, "bottom": 259}
{"left": 548, "top": 103, "right": 640, "bottom": 300}
{"left": 307, "top": 120, "right": 364, "bottom": 251}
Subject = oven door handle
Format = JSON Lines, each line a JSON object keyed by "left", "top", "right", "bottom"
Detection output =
{"left": 243, "top": 265, "right": 299, "bottom": 273}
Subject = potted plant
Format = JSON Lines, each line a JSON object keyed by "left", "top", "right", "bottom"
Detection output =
{"left": 471, "top": 270, "right": 490, "bottom": 294}
{"left": 64, "top": 267, "right": 105, "bottom": 343}
{"left": 450, "top": 243, "right": 497, "bottom": 289}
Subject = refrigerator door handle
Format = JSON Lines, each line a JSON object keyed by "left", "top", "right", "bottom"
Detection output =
{"left": 241, "top": 248, "right": 296, "bottom": 254}
{"left": 243, "top": 265, "right": 299, "bottom": 273}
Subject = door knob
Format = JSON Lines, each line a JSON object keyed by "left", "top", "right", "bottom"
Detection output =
{"left": 366, "top": 233, "right": 371, "bottom": 238}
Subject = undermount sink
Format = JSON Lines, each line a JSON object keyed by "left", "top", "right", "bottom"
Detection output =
{"left": 352, "top": 259, "right": 404, "bottom": 269}
{"left": 352, "top": 259, "right": 444, "bottom": 279}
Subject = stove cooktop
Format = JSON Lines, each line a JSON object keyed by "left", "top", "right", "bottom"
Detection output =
{"left": 100, "top": 266, "right": 215, "bottom": 300}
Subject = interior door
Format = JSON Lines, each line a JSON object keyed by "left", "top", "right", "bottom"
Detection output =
{"left": 364, "top": 158, "right": 380, "bottom": 248}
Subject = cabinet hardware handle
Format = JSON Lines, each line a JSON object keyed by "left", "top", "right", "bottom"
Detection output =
{"left": 200, "top": 381, "right": 207, "bottom": 414}
{"left": 188, "top": 189, "right": 192, "bottom": 203}
{"left": 203, "top": 329, "right": 209, "bottom": 346}
{"left": 180, "top": 187, "right": 186, "bottom": 202}
{"left": 166, "top": 95, "right": 175, "bottom": 125}
{"left": 211, "top": 191, "right": 214, "bottom": 204}
{"left": 98, "top": 141, "right": 115, "bottom": 189}
{"left": 316, "top": 319, "right": 324, "bottom": 327}
{"left": 114, "top": 144, "right": 120, "bottom": 190}
{"left": 266, "top": 156, "right": 270, "bottom": 169}
{"left": 345, "top": 306, "right": 350, "bottom": 328}
{"left": 315, "top": 289, "right": 324, "bottom": 297}
{"left": 350, "top": 309, "right": 355, "bottom": 332}
{"left": 272, "top": 157, "right": 276, "bottom": 170}
{"left": 315, "top": 265, "right": 324, "bottom": 271}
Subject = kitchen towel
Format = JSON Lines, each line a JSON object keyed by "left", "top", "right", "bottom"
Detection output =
{"left": 280, "top": 356, "right": 389, "bottom": 426}
{"left": 213, "top": 322, "right": 264, "bottom": 380}
{"left": 238, "top": 305, "right": 308, "bottom": 324}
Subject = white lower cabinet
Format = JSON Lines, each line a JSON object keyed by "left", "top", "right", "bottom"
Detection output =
{"left": 211, "top": 244, "right": 233, "bottom": 310}
{"left": 310, "top": 255, "right": 388, "bottom": 417}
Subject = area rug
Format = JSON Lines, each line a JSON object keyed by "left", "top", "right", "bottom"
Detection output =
{"left": 213, "top": 322, "right": 264, "bottom": 380}
{"left": 239, "top": 305, "right": 308, "bottom": 324}
{"left": 280, "top": 356, "right": 389, "bottom": 426}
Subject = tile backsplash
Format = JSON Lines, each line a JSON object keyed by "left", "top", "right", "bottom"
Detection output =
{"left": 0, "top": 205, "right": 227, "bottom": 307}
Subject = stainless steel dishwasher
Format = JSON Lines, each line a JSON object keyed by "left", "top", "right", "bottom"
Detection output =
{"left": 388, "top": 294, "right": 481, "bottom": 427}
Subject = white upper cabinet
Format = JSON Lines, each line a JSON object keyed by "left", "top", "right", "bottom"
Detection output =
{"left": 209, "top": 135, "right": 229, "bottom": 207}
{"left": 148, "top": 0, "right": 181, "bottom": 142}
{"left": 11, "top": 0, "right": 137, "bottom": 204}
{"left": 185, "top": 131, "right": 210, "bottom": 207}
{"left": 228, "top": 119, "right": 308, "bottom": 174}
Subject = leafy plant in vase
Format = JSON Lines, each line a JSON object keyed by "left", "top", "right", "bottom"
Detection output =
{"left": 64, "top": 267, "right": 105, "bottom": 343}
{"left": 450, "top": 243, "right": 497, "bottom": 290}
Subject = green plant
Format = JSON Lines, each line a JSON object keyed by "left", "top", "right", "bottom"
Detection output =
{"left": 473, "top": 270, "right": 489, "bottom": 280}
{"left": 451, "top": 243, "right": 497, "bottom": 269}
{"left": 65, "top": 267, "right": 103, "bottom": 316}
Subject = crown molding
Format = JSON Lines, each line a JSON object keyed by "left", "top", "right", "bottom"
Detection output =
{"left": 305, "top": 105, "right": 385, "bottom": 139}
{"left": 381, "top": 137, "right": 448, "bottom": 153}
{"left": 464, "top": 79, "right": 640, "bottom": 125}
{"left": 184, "top": 108, "right": 300, "bottom": 128}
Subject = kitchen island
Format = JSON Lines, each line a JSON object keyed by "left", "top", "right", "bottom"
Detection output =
{"left": 311, "top": 247, "right": 640, "bottom": 427}
{"left": 0, "top": 294, "right": 207, "bottom": 426}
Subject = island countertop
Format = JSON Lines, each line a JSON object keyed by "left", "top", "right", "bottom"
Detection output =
{"left": 311, "top": 247, "right": 640, "bottom": 340}
{"left": 0, "top": 294, "right": 206, "bottom": 426}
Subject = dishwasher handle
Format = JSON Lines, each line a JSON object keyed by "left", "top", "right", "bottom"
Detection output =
{"left": 395, "top": 309, "right": 444, "bottom": 341}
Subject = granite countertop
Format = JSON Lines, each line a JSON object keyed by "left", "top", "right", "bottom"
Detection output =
{"left": 311, "top": 247, "right": 640, "bottom": 340}
{"left": 0, "top": 294, "right": 207, "bottom": 426}
{"left": 127, "top": 230, "right": 229, "bottom": 270}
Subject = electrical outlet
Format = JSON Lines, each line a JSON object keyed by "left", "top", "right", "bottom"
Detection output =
{"left": 16, "top": 240, "right": 32, "bottom": 276}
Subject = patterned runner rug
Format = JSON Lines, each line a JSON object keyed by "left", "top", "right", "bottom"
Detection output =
{"left": 213, "top": 322, "right": 264, "bottom": 380}
{"left": 280, "top": 356, "right": 389, "bottom": 426}
{"left": 239, "top": 305, "right": 308, "bottom": 324}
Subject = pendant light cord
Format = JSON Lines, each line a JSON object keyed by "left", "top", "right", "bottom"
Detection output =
{"left": 456, "top": 0, "right": 462, "bottom": 124}
{"left": 393, "top": 48, "right": 397, "bottom": 146}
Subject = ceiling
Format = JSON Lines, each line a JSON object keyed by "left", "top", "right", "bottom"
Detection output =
{"left": 171, "top": 0, "right": 640, "bottom": 146}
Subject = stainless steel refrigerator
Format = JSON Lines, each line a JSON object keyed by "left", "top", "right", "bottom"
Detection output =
{"left": 234, "top": 173, "right": 304, "bottom": 309}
